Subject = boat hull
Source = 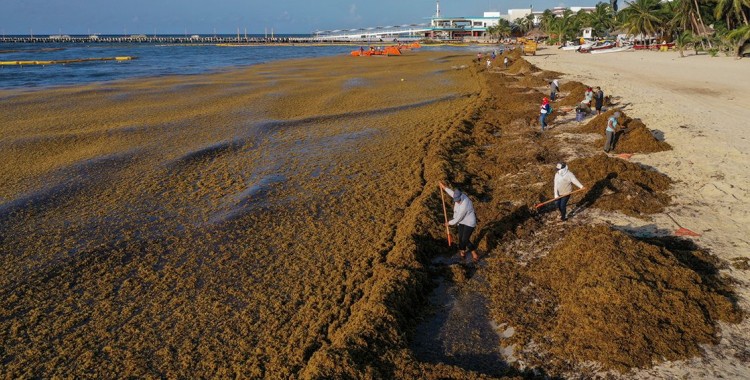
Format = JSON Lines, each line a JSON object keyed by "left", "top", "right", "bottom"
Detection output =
{"left": 590, "top": 46, "right": 633, "bottom": 54}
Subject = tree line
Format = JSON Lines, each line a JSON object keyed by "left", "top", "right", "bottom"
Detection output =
{"left": 485, "top": 0, "right": 750, "bottom": 57}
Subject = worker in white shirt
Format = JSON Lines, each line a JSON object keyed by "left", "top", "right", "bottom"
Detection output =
{"left": 439, "top": 182, "right": 479, "bottom": 262}
{"left": 553, "top": 162, "right": 585, "bottom": 221}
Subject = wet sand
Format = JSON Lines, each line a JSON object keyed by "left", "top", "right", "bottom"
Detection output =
{"left": 1, "top": 48, "right": 747, "bottom": 378}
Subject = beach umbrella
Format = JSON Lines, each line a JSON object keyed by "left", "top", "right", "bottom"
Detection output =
{"left": 525, "top": 28, "right": 549, "bottom": 39}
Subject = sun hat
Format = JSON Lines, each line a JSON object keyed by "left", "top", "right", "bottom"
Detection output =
{"left": 614, "top": 111, "right": 621, "bottom": 117}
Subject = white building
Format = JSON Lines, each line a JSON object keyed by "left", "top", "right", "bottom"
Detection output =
{"left": 506, "top": 8, "right": 533, "bottom": 22}
{"left": 428, "top": 11, "right": 504, "bottom": 40}
{"left": 504, "top": 6, "right": 597, "bottom": 25}
{"left": 313, "top": 2, "right": 601, "bottom": 42}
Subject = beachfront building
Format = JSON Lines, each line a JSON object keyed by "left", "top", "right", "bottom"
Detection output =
{"left": 427, "top": 11, "right": 504, "bottom": 41}
{"left": 504, "top": 6, "right": 596, "bottom": 25}
{"left": 311, "top": 3, "right": 600, "bottom": 42}
{"left": 505, "top": 8, "right": 542, "bottom": 24}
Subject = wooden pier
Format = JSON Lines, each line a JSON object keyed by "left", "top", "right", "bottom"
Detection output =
{"left": 0, "top": 36, "right": 363, "bottom": 45}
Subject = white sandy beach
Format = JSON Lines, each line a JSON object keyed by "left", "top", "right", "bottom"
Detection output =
{"left": 529, "top": 48, "right": 750, "bottom": 378}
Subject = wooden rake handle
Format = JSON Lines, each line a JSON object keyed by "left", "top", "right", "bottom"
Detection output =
{"left": 439, "top": 184, "right": 452, "bottom": 246}
{"left": 534, "top": 188, "right": 586, "bottom": 209}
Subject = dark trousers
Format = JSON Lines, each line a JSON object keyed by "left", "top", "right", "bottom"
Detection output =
{"left": 457, "top": 224, "right": 476, "bottom": 251}
{"left": 556, "top": 195, "right": 570, "bottom": 220}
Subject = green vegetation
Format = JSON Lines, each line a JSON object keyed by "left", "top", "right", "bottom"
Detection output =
{"left": 505, "top": 0, "right": 750, "bottom": 57}
{"left": 486, "top": 18, "right": 513, "bottom": 41}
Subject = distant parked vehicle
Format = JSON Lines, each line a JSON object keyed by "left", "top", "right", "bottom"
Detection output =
{"left": 523, "top": 40, "right": 538, "bottom": 56}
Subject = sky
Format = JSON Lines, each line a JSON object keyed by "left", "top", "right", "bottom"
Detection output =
{"left": 0, "top": 0, "right": 594, "bottom": 35}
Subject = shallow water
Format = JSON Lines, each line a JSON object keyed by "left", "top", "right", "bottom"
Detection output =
{"left": 0, "top": 43, "right": 353, "bottom": 89}
{"left": 0, "top": 42, "right": 494, "bottom": 90}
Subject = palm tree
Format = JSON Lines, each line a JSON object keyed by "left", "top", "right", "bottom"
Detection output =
{"left": 514, "top": 16, "right": 533, "bottom": 35}
{"left": 540, "top": 9, "right": 556, "bottom": 33}
{"left": 620, "top": 0, "right": 664, "bottom": 40}
{"left": 675, "top": 30, "right": 695, "bottom": 56}
{"left": 486, "top": 24, "right": 500, "bottom": 42}
{"left": 526, "top": 13, "right": 537, "bottom": 29}
{"left": 714, "top": 0, "right": 750, "bottom": 28}
{"left": 548, "top": 10, "right": 577, "bottom": 44}
{"left": 727, "top": 23, "right": 750, "bottom": 56}
{"left": 659, "top": 0, "right": 681, "bottom": 40}
{"left": 497, "top": 19, "right": 513, "bottom": 39}
{"left": 668, "top": 0, "right": 714, "bottom": 49}
{"left": 690, "top": 0, "right": 712, "bottom": 46}
{"left": 574, "top": 9, "right": 591, "bottom": 33}
{"left": 588, "top": 2, "right": 617, "bottom": 36}
{"left": 487, "top": 19, "right": 513, "bottom": 41}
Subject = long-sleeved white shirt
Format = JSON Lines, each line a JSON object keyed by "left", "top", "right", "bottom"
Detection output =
{"left": 554, "top": 168, "right": 584, "bottom": 198}
{"left": 443, "top": 187, "right": 477, "bottom": 227}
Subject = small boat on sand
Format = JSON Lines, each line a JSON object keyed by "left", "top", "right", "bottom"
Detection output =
{"left": 579, "top": 41, "right": 615, "bottom": 53}
{"left": 590, "top": 45, "right": 633, "bottom": 54}
{"left": 560, "top": 40, "right": 593, "bottom": 51}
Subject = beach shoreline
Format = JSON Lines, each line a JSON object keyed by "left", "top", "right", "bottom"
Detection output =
{"left": 1, "top": 48, "right": 748, "bottom": 378}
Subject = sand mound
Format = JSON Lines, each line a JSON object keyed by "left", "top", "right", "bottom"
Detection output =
{"left": 488, "top": 225, "right": 742, "bottom": 374}
{"left": 578, "top": 110, "right": 672, "bottom": 154}
{"left": 568, "top": 153, "right": 672, "bottom": 216}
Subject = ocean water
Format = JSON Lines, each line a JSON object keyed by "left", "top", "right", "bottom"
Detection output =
{"left": 0, "top": 42, "right": 355, "bottom": 90}
{"left": 0, "top": 37, "right": 494, "bottom": 90}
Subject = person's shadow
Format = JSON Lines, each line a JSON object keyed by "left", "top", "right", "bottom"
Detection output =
{"left": 570, "top": 172, "right": 618, "bottom": 216}
{"left": 474, "top": 205, "right": 535, "bottom": 253}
